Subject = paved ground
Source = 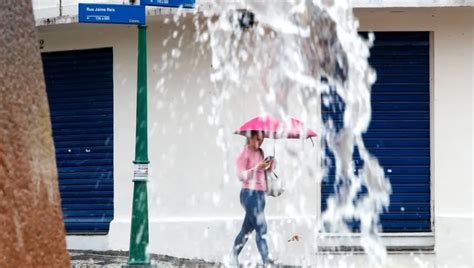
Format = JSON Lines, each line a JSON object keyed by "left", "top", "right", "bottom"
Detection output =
{"left": 69, "top": 250, "right": 221, "bottom": 267}
{"left": 69, "top": 250, "right": 297, "bottom": 267}
{"left": 69, "top": 250, "right": 441, "bottom": 267}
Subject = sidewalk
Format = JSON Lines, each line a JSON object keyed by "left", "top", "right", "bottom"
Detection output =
{"left": 69, "top": 250, "right": 439, "bottom": 267}
{"left": 69, "top": 251, "right": 300, "bottom": 267}
{"left": 69, "top": 250, "right": 221, "bottom": 267}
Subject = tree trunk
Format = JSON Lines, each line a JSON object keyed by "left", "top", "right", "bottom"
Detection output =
{"left": 0, "top": 1, "right": 70, "bottom": 267}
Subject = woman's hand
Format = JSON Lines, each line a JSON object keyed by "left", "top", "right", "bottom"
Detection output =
{"left": 258, "top": 159, "right": 272, "bottom": 170}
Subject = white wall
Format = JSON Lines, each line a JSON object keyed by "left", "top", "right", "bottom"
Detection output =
{"left": 37, "top": 7, "right": 473, "bottom": 266}
{"left": 32, "top": 0, "right": 60, "bottom": 18}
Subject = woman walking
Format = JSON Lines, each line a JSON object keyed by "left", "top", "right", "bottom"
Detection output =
{"left": 231, "top": 131, "right": 275, "bottom": 266}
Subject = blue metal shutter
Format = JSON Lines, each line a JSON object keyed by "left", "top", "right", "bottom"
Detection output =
{"left": 42, "top": 48, "right": 114, "bottom": 234}
{"left": 321, "top": 32, "right": 431, "bottom": 232}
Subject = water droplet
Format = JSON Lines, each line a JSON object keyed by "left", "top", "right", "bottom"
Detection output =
{"left": 212, "top": 192, "right": 220, "bottom": 205}
{"left": 156, "top": 101, "right": 164, "bottom": 109}
{"left": 197, "top": 106, "right": 204, "bottom": 114}
{"left": 171, "top": 48, "right": 181, "bottom": 58}
{"left": 199, "top": 89, "right": 206, "bottom": 98}
{"left": 200, "top": 32, "right": 209, "bottom": 43}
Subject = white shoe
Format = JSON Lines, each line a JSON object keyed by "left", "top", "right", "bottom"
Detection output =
{"left": 263, "top": 258, "right": 281, "bottom": 267}
{"left": 229, "top": 252, "right": 239, "bottom": 267}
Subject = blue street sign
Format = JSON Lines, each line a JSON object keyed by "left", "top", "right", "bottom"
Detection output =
{"left": 78, "top": 3, "right": 146, "bottom": 25}
{"left": 141, "top": 0, "right": 195, "bottom": 8}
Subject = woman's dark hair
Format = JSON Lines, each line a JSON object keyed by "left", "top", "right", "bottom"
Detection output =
{"left": 246, "top": 131, "right": 264, "bottom": 144}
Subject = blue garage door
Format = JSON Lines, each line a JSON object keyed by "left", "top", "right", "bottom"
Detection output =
{"left": 42, "top": 48, "right": 114, "bottom": 234}
{"left": 322, "top": 32, "right": 431, "bottom": 232}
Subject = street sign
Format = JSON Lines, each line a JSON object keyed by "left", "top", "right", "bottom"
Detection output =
{"left": 141, "top": 0, "right": 195, "bottom": 8}
{"left": 78, "top": 3, "right": 145, "bottom": 25}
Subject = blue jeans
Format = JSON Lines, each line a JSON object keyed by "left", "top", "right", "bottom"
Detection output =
{"left": 233, "top": 189, "right": 270, "bottom": 263}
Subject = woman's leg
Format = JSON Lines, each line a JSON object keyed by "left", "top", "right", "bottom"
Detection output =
{"left": 254, "top": 192, "right": 270, "bottom": 264}
{"left": 232, "top": 190, "right": 255, "bottom": 257}
{"left": 233, "top": 212, "right": 254, "bottom": 256}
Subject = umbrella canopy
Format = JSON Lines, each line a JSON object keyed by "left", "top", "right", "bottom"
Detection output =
{"left": 234, "top": 116, "right": 317, "bottom": 139}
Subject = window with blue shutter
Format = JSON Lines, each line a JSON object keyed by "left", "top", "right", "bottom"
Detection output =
{"left": 42, "top": 48, "right": 114, "bottom": 234}
{"left": 321, "top": 32, "right": 431, "bottom": 232}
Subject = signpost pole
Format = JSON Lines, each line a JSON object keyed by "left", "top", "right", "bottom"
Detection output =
{"left": 124, "top": 24, "right": 155, "bottom": 268}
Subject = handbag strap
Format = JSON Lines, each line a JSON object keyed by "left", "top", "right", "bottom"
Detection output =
{"left": 258, "top": 148, "right": 269, "bottom": 188}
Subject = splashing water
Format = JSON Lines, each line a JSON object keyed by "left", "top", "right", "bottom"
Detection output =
{"left": 166, "top": 0, "right": 392, "bottom": 265}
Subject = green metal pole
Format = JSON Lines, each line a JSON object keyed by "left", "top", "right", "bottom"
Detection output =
{"left": 125, "top": 24, "right": 156, "bottom": 268}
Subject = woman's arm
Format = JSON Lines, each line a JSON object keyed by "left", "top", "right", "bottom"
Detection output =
{"left": 236, "top": 150, "right": 267, "bottom": 182}
{"left": 236, "top": 151, "right": 255, "bottom": 182}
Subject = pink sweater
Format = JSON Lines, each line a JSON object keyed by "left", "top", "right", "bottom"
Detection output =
{"left": 236, "top": 145, "right": 275, "bottom": 192}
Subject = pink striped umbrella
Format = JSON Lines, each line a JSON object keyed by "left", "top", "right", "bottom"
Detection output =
{"left": 234, "top": 116, "right": 317, "bottom": 139}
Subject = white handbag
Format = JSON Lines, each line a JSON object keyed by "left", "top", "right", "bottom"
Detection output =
{"left": 258, "top": 149, "right": 284, "bottom": 197}
{"left": 265, "top": 170, "right": 284, "bottom": 197}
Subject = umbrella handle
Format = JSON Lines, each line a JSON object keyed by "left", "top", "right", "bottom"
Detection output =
{"left": 273, "top": 139, "right": 276, "bottom": 157}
